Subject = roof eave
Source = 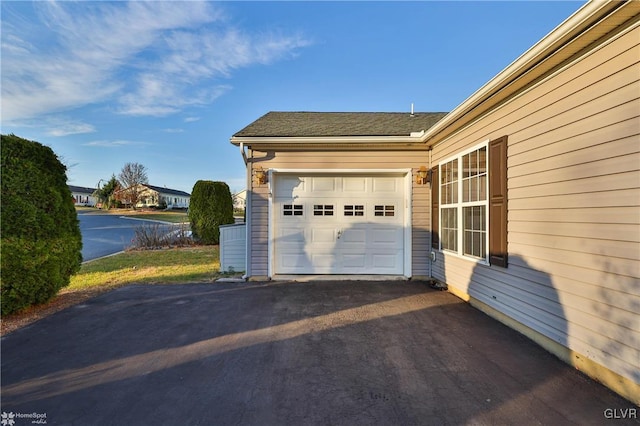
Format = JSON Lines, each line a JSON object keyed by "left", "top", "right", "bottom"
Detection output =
{"left": 230, "top": 134, "right": 425, "bottom": 147}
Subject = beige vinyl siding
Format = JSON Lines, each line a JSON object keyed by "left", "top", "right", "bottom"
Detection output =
{"left": 411, "top": 176, "right": 431, "bottom": 276}
{"left": 431, "top": 22, "right": 639, "bottom": 385}
{"left": 252, "top": 150, "right": 426, "bottom": 169}
{"left": 249, "top": 181, "right": 270, "bottom": 277}
{"left": 248, "top": 149, "right": 430, "bottom": 277}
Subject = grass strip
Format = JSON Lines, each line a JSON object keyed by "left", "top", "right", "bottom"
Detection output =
{"left": 68, "top": 246, "right": 222, "bottom": 292}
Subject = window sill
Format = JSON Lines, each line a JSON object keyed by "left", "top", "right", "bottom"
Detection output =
{"left": 439, "top": 249, "right": 489, "bottom": 266}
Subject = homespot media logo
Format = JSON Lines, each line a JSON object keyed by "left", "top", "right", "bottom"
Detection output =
{"left": 1, "top": 412, "right": 47, "bottom": 425}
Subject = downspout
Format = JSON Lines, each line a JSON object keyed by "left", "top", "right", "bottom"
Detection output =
{"left": 239, "top": 142, "right": 248, "bottom": 166}
{"left": 428, "top": 148, "right": 433, "bottom": 279}
{"left": 241, "top": 144, "right": 251, "bottom": 280}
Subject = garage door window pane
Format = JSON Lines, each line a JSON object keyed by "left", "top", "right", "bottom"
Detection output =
{"left": 284, "top": 204, "right": 303, "bottom": 216}
{"left": 374, "top": 205, "right": 395, "bottom": 217}
{"left": 314, "top": 205, "right": 334, "bottom": 216}
{"left": 344, "top": 205, "right": 364, "bottom": 216}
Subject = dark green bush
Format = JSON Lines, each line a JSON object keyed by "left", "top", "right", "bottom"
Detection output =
{"left": 188, "top": 180, "right": 234, "bottom": 244}
{"left": 1, "top": 134, "right": 82, "bottom": 315}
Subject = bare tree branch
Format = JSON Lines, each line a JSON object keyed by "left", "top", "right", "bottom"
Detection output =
{"left": 118, "top": 162, "right": 148, "bottom": 209}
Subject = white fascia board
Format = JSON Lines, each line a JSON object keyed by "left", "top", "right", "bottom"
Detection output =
{"left": 420, "top": 0, "right": 619, "bottom": 147}
{"left": 230, "top": 135, "right": 424, "bottom": 146}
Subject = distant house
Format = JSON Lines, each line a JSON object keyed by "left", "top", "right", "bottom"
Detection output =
{"left": 232, "top": 189, "right": 247, "bottom": 210}
{"left": 116, "top": 184, "right": 191, "bottom": 209}
{"left": 69, "top": 185, "right": 97, "bottom": 207}
{"left": 231, "top": 1, "right": 640, "bottom": 404}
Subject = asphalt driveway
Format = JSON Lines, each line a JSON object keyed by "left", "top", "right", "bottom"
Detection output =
{"left": 1, "top": 281, "right": 636, "bottom": 425}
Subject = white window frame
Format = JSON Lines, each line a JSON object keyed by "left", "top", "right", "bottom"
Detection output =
{"left": 438, "top": 141, "right": 490, "bottom": 263}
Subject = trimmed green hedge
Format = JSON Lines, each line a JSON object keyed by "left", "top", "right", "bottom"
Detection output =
{"left": 188, "top": 180, "right": 234, "bottom": 244}
{"left": 1, "top": 134, "right": 82, "bottom": 315}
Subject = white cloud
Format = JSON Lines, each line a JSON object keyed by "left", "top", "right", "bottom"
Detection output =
{"left": 5, "top": 115, "right": 96, "bottom": 136}
{"left": 163, "top": 128, "right": 184, "bottom": 134}
{"left": 1, "top": 1, "right": 311, "bottom": 122}
{"left": 118, "top": 82, "right": 232, "bottom": 117}
{"left": 83, "top": 139, "right": 150, "bottom": 148}
{"left": 184, "top": 117, "right": 201, "bottom": 123}
{"left": 47, "top": 121, "right": 96, "bottom": 137}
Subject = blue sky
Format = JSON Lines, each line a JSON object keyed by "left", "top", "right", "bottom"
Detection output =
{"left": 1, "top": 1, "right": 583, "bottom": 194}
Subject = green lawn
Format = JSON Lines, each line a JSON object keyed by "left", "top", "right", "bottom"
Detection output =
{"left": 67, "top": 246, "right": 224, "bottom": 293}
{"left": 127, "top": 211, "right": 189, "bottom": 223}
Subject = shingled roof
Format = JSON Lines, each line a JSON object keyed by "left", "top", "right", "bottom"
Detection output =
{"left": 68, "top": 185, "right": 96, "bottom": 194}
{"left": 233, "top": 111, "right": 448, "bottom": 138}
{"left": 144, "top": 184, "right": 190, "bottom": 197}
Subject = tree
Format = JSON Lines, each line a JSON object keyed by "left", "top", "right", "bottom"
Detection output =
{"left": 93, "top": 174, "right": 120, "bottom": 209}
{"left": 1, "top": 134, "right": 82, "bottom": 315}
{"left": 118, "top": 162, "right": 148, "bottom": 209}
{"left": 188, "top": 180, "right": 234, "bottom": 244}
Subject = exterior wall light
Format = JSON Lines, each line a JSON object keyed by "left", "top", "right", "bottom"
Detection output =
{"left": 254, "top": 167, "right": 267, "bottom": 185}
{"left": 416, "top": 166, "right": 430, "bottom": 185}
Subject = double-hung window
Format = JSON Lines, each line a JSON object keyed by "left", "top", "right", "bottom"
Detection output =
{"left": 433, "top": 136, "right": 508, "bottom": 266}
{"left": 439, "top": 143, "right": 488, "bottom": 261}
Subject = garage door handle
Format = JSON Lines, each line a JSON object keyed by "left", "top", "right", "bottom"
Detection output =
{"left": 337, "top": 229, "right": 343, "bottom": 239}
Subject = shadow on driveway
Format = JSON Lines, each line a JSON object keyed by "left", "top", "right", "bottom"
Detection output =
{"left": 1, "top": 281, "right": 635, "bottom": 425}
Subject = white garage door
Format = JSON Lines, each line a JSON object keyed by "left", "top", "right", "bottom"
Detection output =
{"left": 273, "top": 174, "right": 406, "bottom": 275}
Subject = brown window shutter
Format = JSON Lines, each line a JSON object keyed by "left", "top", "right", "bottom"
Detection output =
{"left": 431, "top": 166, "right": 439, "bottom": 250}
{"left": 489, "top": 136, "right": 508, "bottom": 267}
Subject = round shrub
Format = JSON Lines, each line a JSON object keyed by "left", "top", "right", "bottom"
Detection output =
{"left": 1, "top": 134, "right": 82, "bottom": 315}
{"left": 188, "top": 180, "right": 234, "bottom": 244}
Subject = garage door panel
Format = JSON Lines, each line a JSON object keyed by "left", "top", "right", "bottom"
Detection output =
{"left": 342, "top": 254, "right": 366, "bottom": 269}
{"left": 275, "top": 177, "right": 305, "bottom": 198}
{"left": 372, "top": 177, "right": 399, "bottom": 193}
{"left": 280, "top": 253, "right": 310, "bottom": 269}
{"left": 372, "top": 254, "right": 399, "bottom": 268}
{"left": 341, "top": 228, "right": 366, "bottom": 244}
{"left": 343, "top": 177, "right": 367, "bottom": 193}
{"left": 277, "top": 227, "right": 306, "bottom": 243}
{"left": 311, "top": 177, "right": 337, "bottom": 192}
{"left": 311, "top": 228, "right": 337, "bottom": 244}
{"left": 310, "top": 253, "right": 336, "bottom": 269}
{"left": 371, "top": 228, "right": 400, "bottom": 243}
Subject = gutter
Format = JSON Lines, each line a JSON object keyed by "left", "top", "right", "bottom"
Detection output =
{"left": 243, "top": 147, "right": 252, "bottom": 279}
{"left": 230, "top": 134, "right": 427, "bottom": 146}
{"left": 420, "top": 0, "right": 623, "bottom": 148}
{"left": 428, "top": 147, "right": 433, "bottom": 280}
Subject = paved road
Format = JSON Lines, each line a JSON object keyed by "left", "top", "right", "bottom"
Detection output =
{"left": 78, "top": 212, "right": 170, "bottom": 261}
{"left": 1, "top": 281, "right": 634, "bottom": 425}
